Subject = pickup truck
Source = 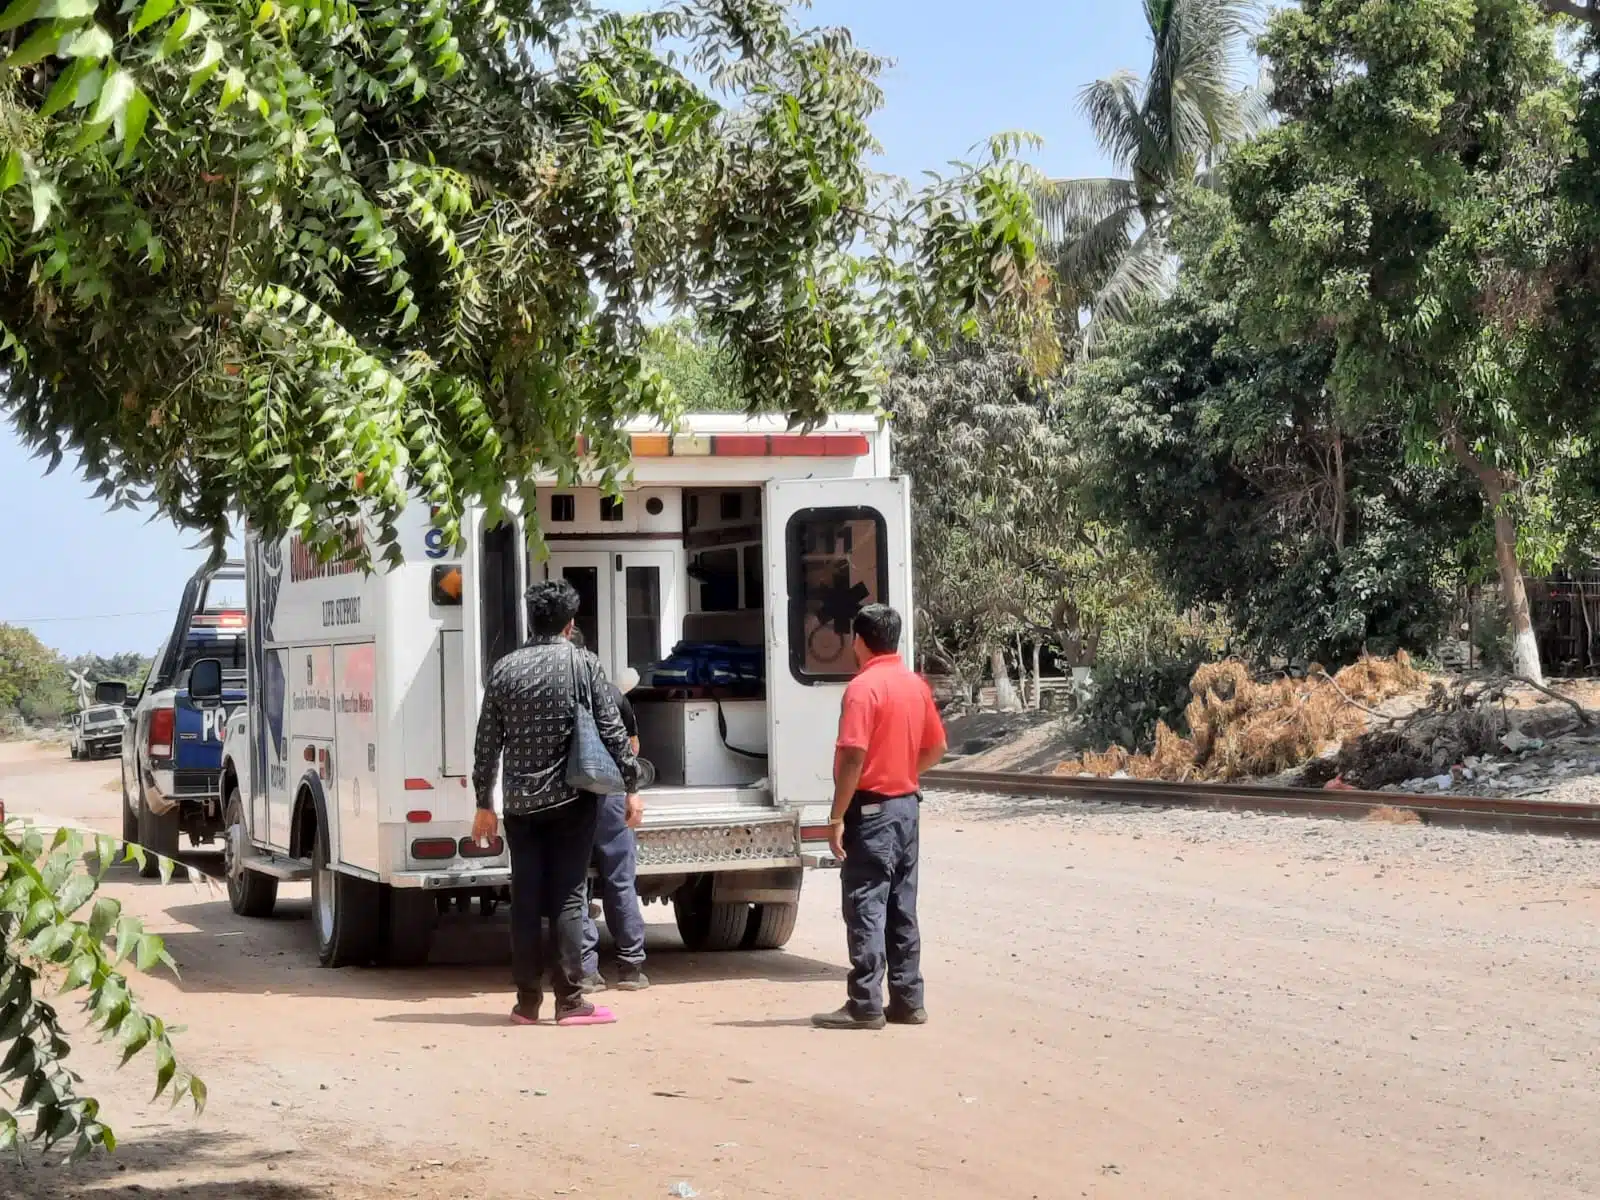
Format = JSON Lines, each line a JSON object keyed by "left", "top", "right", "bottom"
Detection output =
{"left": 98, "top": 561, "right": 247, "bottom": 877}
{"left": 69, "top": 705, "right": 127, "bottom": 760}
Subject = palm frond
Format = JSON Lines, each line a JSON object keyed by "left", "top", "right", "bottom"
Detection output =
{"left": 1078, "top": 72, "right": 1159, "bottom": 173}
{"left": 1027, "top": 176, "right": 1140, "bottom": 246}
{"left": 1080, "top": 226, "right": 1175, "bottom": 355}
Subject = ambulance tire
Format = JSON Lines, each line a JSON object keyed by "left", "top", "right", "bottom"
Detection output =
{"left": 672, "top": 877, "right": 749, "bottom": 952}
{"left": 312, "top": 823, "right": 380, "bottom": 968}
{"left": 137, "top": 788, "right": 179, "bottom": 879}
{"left": 742, "top": 902, "right": 798, "bottom": 951}
{"left": 380, "top": 886, "right": 437, "bottom": 967}
{"left": 225, "top": 788, "right": 278, "bottom": 919}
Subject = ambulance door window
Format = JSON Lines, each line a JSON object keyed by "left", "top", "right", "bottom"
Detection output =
{"left": 564, "top": 566, "right": 601, "bottom": 656}
{"left": 479, "top": 521, "right": 521, "bottom": 669}
{"left": 785, "top": 507, "right": 888, "bottom": 683}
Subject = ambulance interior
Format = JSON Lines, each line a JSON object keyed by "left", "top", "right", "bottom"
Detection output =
{"left": 476, "top": 484, "right": 885, "bottom": 801}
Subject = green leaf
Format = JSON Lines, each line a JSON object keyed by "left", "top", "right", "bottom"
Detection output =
{"left": 55, "top": 871, "right": 95, "bottom": 916}
{"left": 90, "top": 65, "right": 133, "bottom": 124}
{"left": 59, "top": 21, "right": 110, "bottom": 57}
{"left": 129, "top": 0, "right": 174, "bottom": 34}
{"left": 4, "top": 22, "right": 63, "bottom": 68}
{"left": 134, "top": 931, "right": 164, "bottom": 971}
{"left": 38, "top": 56, "right": 90, "bottom": 116}
{"left": 0, "top": 0, "right": 41, "bottom": 33}
{"left": 116, "top": 87, "right": 151, "bottom": 165}
{"left": 0, "top": 150, "right": 22, "bottom": 192}
{"left": 87, "top": 896, "right": 119, "bottom": 942}
{"left": 62, "top": 952, "right": 96, "bottom": 992}
{"left": 36, "top": 0, "right": 96, "bottom": 18}
{"left": 189, "top": 1076, "right": 207, "bottom": 1114}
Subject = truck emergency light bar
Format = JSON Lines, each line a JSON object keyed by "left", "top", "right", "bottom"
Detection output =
{"left": 192, "top": 611, "right": 246, "bottom": 630}
{"left": 574, "top": 432, "right": 871, "bottom": 459}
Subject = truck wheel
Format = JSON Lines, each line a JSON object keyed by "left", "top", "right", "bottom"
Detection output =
{"left": 672, "top": 877, "right": 749, "bottom": 952}
{"left": 742, "top": 902, "right": 799, "bottom": 951}
{"left": 311, "top": 822, "right": 379, "bottom": 968}
{"left": 224, "top": 787, "right": 278, "bottom": 918}
{"left": 381, "top": 887, "right": 438, "bottom": 967}
{"left": 137, "top": 788, "right": 180, "bottom": 879}
{"left": 120, "top": 772, "right": 139, "bottom": 847}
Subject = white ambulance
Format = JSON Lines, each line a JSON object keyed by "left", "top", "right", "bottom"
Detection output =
{"left": 217, "top": 414, "right": 912, "bottom": 967}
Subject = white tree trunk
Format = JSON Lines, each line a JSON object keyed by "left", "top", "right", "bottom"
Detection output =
{"left": 990, "top": 647, "right": 1022, "bottom": 712}
{"left": 1031, "top": 639, "right": 1043, "bottom": 709}
{"left": 1490, "top": 499, "right": 1543, "bottom": 686}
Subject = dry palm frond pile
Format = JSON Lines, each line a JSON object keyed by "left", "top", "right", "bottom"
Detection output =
{"left": 1055, "top": 654, "right": 1427, "bottom": 783}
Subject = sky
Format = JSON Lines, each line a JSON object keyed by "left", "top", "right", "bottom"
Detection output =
{"left": 0, "top": 0, "right": 1158, "bottom": 658}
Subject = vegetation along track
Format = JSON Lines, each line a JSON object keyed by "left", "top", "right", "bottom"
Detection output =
{"left": 921, "top": 769, "right": 1600, "bottom": 839}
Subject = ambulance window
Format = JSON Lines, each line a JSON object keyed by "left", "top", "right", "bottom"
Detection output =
{"left": 742, "top": 544, "right": 763, "bottom": 610}
{"left": 693, "top": 548, "right": 740, "bottom": 612}
{"left": 600, "top": 496, "right": 624, "bottom": 522}
{"left": 624, "top": 567, "right": 662, "bottom": 669}
{"left": 550, "top": 494, "right": 576, "bottom": 523}
{"left": 480, "top": 521, "right": 521, "bottom": 668}
{"left": 785, "top": 507, "right": 887, "bottom": 683}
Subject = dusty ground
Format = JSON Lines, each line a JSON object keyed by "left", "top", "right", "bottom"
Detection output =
{"left": 3, "top": 740, "right": 1600, "bottom": 1198}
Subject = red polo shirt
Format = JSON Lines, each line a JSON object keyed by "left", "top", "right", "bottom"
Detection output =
{"left": 836, "top": 653, "right": 945, "bottom": 796}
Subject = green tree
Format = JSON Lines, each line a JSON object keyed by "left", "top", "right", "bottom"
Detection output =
{"left": 1031, "top": 0, "right": 1264, "bottom": 349}
{"left": 1, "top": 821, "right": 200, "bottom": 1159}
{"left": 886, "top": 334, "right": 1159, "bottom": 706}
{"left": 639, "top": 319, "right": 743, "bottom": 413}
{"left": 1225, "top": 0, "right": 1583, "bottom": 684}
{"left": 0, "top": 625, "right": 62, "bottom": 718}
{"left": 1073, "top": 197, "right": 1481, "bottom": 664}
{"left": 0, "top": 0, "right": 1054, "bottom": 566}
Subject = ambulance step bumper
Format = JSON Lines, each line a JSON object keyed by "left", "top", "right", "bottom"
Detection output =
{"left": 635, "top": 810, "right": 801, "bottom": 876}
{"left": 389, "top": 867, "right": 514, "bottom": 890}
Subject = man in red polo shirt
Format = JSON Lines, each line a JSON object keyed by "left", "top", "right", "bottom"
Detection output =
{"left": 812, "top": 603, "right": 947, "bottom": 1031}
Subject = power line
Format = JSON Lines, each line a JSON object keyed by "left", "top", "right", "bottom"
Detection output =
{"left": 1, "top": 610, "right": 171, "bottom": 623}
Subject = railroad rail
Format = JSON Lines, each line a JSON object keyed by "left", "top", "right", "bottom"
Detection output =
{"left": 920, "top": 768, "right": 1600, "bottom": 839}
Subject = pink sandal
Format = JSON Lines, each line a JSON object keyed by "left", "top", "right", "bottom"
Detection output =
{"left": 556, "top": 1004, "right": 617, "bottom": 1027}
{"left": 510, "top": 1005, "right": 540, "bottom": 1026}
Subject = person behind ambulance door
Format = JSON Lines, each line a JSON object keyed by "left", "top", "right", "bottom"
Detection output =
{"left": 577, "top": 663, "right": 650, "bottom": 993}
{"left": 812, "top": 603, "right": 947, "bottom": 1031}
{"left": 471, "top": 580, "right": 642, "bottom": 1028}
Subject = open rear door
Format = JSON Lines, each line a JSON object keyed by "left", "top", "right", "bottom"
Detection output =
{"left": 763, "top": 477, "right": 914, "bottom": 821}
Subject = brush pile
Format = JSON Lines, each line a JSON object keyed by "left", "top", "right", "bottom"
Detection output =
{"left": 1054, "top": 654, "right": 1427, "bottom": 783}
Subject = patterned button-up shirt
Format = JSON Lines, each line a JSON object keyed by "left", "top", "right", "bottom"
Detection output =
{"left": 472, "top": 636, "right": 640, "bottom": 816}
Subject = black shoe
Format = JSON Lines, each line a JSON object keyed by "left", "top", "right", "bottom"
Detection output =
{"left": 579, "top": 971, "right": 608, "bottom": 994}
{"left": 614, "top": 965, "right": 650, "bottom": 991}
{"left": 887, "top": 1001, "right": 928, "bottom": 1026}
{"left": 810, "top": 1005, "right": 886, "bottom": 1031}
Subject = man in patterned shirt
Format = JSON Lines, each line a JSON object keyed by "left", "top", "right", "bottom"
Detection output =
{"left": 471, "top": 580, "right": 642, "bottom": 1027}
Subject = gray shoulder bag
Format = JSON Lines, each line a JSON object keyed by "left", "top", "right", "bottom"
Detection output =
{"left": 565, "top": 645, "right": 627, "bottom": 795}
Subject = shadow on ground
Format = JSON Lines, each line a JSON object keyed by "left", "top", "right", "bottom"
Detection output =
{"left": 0, "top": 1127, "right": 328, "bottom": 1200}
{"left": 152, "top": 895, "right": 844, "bottom": 1006}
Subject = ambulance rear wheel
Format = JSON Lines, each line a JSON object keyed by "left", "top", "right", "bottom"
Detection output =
{"left": 381, "top": 886, "right": 438, "bottom": 967}
{"left": 742, "top": 902, "right": 798, "bottom": 951}
{"left": 672, "top": 877, "right": 749, "bottom": 952}
{"left": 137, "top": 788, "right": 179, "bottom": 879}
{"left": 311, "top": 822, "right": 379, "bottom": 967}
{"left": 224, "top": 788, "right": 278, "bottom": 919}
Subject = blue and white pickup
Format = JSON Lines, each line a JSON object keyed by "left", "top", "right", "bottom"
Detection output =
{"left": 102, "top": 561, "right": 247, "bottom": 876}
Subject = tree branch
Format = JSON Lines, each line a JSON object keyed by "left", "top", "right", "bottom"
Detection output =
{"left": 1514, "top": 674, "right": 1598, "bottom": 727}
{"left": 1538, "top": 0, "right": 1600, "bottom": 28}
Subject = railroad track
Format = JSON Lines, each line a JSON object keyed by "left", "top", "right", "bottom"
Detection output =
{"left": 920, "top": 768, "right": 1600, "bottom": 839}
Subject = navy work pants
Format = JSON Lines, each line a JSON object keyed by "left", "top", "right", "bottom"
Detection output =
{"left": 505, "top": 797, "right": 599, "bottom": 1014}
{"left": 840, "top": 793, "right": 923, "bottom": 1017}
{"left": 581, "top": 793, "right": 646, "bottom": 974}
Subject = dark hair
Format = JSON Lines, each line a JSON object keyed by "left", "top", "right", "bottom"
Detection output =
{"left": 852, "top": 603, "right": 902, "bottom": 656}
{"left": 526, "top": 580, "right": 581, "bottom": 638}
{"left": 566, "top": 626, "right": 585, "bottom": 649}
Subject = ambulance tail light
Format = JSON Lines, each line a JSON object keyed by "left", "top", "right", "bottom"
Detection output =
{"left": 800, "top": 824, "right": 833, "bottom": 843}
{"left": 410, "top": 838, "right": 457, "bottom": 861}
{"left": 148, "top": 706, "right": 175, "bottom": 760}
{"left": 459, "top": 836, "right": 505, "bottom": 858}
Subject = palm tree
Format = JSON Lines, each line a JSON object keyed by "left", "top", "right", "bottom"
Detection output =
{"left": 1034, "top": 0, "right": 1266, "bottom": 351}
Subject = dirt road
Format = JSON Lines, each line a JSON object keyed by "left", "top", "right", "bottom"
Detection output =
{"left": 3, "top": 741, "right": 1599, "bottom": 1199}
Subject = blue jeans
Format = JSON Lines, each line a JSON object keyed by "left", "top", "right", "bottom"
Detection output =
{"left": 840, "top": 794, "right": 923, "bottom": 1017}
{"left": 581, "top": 793, "right": 646, "bottom": 974}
